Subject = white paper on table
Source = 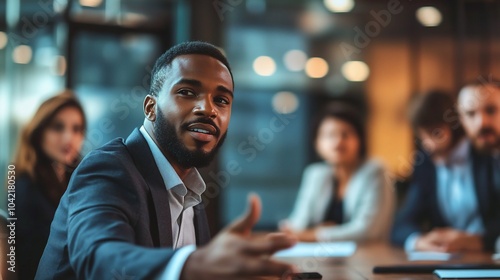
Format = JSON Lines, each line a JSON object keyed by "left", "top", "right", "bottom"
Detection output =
{"left": 274, "top": 242, "right": 356, "bottom": 258}
{"left": 407, "top": 251, "right": 458, "bottom": 261}
{"left": 434, "top": 269, "right": 500, "bottom": 279}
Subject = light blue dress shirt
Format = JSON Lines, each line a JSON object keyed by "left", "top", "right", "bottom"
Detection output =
{"left": 405, "top": 140, "right": 485, "bottom": 251}
{"left": 435, "top": 140, "right": 484, "bottom": 234}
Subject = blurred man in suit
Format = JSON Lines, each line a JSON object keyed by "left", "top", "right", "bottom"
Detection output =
{"left": 392, "top": 88, "right": 500, "bottom": 253}
{"left": 36, "top": 41, "right": 296, "bottom": 280}
{"left": 458, "top": 79, "right": 500, "bottom": 251}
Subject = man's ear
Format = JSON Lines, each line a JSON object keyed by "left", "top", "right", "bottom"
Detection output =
{"left": 144, "top": 95, "right": 157, "bottom": 121}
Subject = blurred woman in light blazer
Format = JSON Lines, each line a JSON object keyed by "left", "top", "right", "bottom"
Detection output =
{"left": 281, "top": 102, "right": 395, "bottom": 243}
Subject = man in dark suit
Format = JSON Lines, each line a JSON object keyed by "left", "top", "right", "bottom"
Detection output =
{"left": 36, "top": 41, "right": 297, "bottom": 280}
{"left": 391, "top": 87, "right": 500, "bottom": 253}
{"left": 457, "top": 79, "right": 500, "bottom": 251}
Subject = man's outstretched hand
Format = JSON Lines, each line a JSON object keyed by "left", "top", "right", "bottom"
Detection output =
{"left": 181, "top": 194, "right": 298, "bottom": 280}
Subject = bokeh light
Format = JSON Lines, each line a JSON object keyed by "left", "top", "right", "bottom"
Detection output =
{"left": 13, "top": 45, "right": 33, "bottom": 64}
{"left": 272, "top": 91, "right": 299, "bottom": 114}
{"left": 253, "top": 56, "right": 277, "bottom": 76}
{"left": 324, "top": 0, "right": 355, "bottom": 13}
{"left": 305, "top": 57, "right": 329, "bottom": 78}
{"left": 283, "top": 50, "right": 308, "bottom": 72}
{"left": 416, "top": 6, "right": 442, "bottom": 27}
{"left": 341, "top": 61, "right": 370, "bottom": 82}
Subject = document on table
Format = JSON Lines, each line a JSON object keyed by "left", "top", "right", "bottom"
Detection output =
{"left": 407, "top": 251, "right": 458, "bottom": 261}
{"left": 434, "top": 269, "right": 500, "bottom": 279}
{"left": 274, "top": 242, "right": 356, "bottom": 258}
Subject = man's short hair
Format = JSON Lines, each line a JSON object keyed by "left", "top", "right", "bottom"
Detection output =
{"left": 149, "top": 41, "right": 233, "bottom": 97}
{"left": 459, "top": 76, "right": 500, "bottom": 92}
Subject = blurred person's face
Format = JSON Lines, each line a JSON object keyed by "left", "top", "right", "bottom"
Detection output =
{"left": 458, "top": 85, "right": 500, "bottom": 153}
{"left": 315, "top": 117, "right": 361, "bottom": 166}
{"left": 151, "top": 54, "right": 233, "bottom": 168}
{"left": 41, "top": 106, "right": 85, "bottom": 166}
{"left": 417, "top": 125, "right": 452, "bottom": 157}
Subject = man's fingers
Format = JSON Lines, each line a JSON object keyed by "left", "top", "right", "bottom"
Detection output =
{"left": 416, "top": 236, "right": 447, "bottom": 252}
{"left": 265, "top": 232, "right": 298, "bottom": 249}
{"left": 266, "top": 232, "right": 297, "bottom": 242}
{"left": 243, "top": 234, "right": 297, "bottom": 255}
{"left": 226, "top": 194, "right": 261, "bottom": 235}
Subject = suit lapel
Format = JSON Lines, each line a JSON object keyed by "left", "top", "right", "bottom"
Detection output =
{"left": 471, "top": 146, "right": 491, "bottom": 220}
{"left": 125, "top": 128, "right": 173, "bottom": 247}
{"left": 417, "top": 152, "right": 447, "bottom": 227}
{"left": 427, "top": 159, "right": 447, "bottom": 227}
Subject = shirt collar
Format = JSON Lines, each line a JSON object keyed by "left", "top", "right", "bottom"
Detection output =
{"left": 139, "top": 126, "right": 206, "bottom": 201}
{"left": 448, "top": 138, "right": 470, "bottom": 164}
{"left": 434, "top": 138, "right": 469, "bottom": 166}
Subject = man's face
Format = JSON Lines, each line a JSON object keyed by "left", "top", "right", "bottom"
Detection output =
{"left": 153, "top": 54, "right": 233, "bottom": 168}
{"left": 458, "top": 84, "right": 500, "bottom": 153}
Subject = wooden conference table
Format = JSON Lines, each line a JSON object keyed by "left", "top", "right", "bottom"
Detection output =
{"left": 265, "top": 243, "right": 498, "bottom": 280}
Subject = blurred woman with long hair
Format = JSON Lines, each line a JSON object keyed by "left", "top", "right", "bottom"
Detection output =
{"left": 13, "top": 91, "right": 86, "bottom": 279}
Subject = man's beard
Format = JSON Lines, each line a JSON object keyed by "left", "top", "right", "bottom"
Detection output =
{"left": 154, "top": 107, "right": 227, "bottom": 169}
{"left": 473, "top": 126, "right": 500, "bottom": 154}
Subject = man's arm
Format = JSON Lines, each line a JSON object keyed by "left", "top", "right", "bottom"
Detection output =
{"left": 479, "top": 217, "right": 500, "bottom": 251}
{"left": 66, "top": 151, "right": 178, "bottom": 279}
{"left": 391, "top": 180, "right": 429, "bottom": 247}
{"left": 481, "top": 164, "right": 500, "bottom": 252}
{"left": 473, "top": 149, "right": 500, "bottom": 251}
{"left": 415, "top": 228, "right": 482, "bottom": 252}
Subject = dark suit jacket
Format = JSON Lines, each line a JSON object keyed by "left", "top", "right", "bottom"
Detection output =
{"left": 36, "top": 128, "right": 210, "bottom": 279}
{"left": 391, "top": 144, "right": 500, "bottom": 251}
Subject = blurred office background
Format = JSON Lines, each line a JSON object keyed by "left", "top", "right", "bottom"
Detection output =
{"left": 1, "top": 0, "right": 499, "bottom": 233}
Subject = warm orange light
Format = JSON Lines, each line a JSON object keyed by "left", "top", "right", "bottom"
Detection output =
{"left": 13, "top": 45, "right": 32, "bottom": 64}
{"left": 305, "top": 57, "right": 329, "bottom": 78}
